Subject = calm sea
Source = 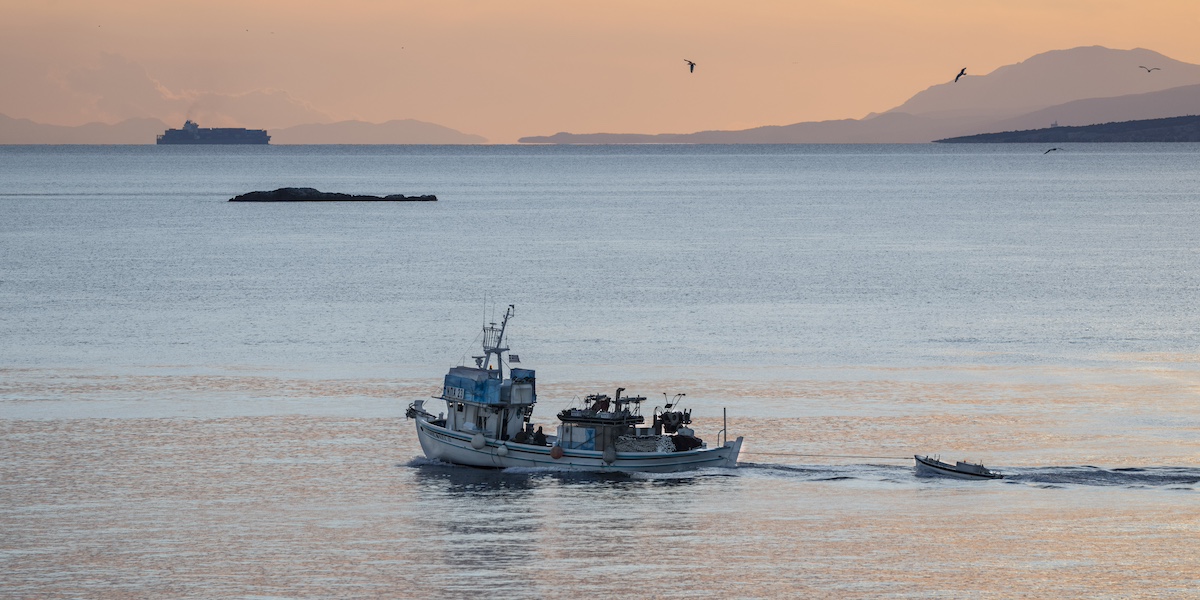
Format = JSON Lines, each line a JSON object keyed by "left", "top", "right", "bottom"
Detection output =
{"left": 2, "top": 144, "right": 1199, "bottom": 598}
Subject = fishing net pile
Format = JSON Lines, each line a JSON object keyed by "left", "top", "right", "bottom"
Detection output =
{"left": 615, "top": 435, "right": 675, "bottom": 453}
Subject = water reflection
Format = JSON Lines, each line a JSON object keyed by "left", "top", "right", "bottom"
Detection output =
{"left": 409, "top": 462, "right": 544, "bottom": 592}
{"left": 409, "top": 460, "right": 541, "bottom": 494}
{"left": 408, "top": 459, "right": 711, "bottom": 492}
{"left": 404, "top": 461, "right": 715, "bottom": 596}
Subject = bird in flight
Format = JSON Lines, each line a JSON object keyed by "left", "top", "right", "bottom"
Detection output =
{"left": 1044, "top": 147, "right": 1063, "bottom": 154}
{"left": 684, "top": 59, "right": 696, "bottom": 73}
{"left": 954, "top": 68, "right": 966, "bottom": 83}
{"left": 1139, "top": 65, "right": 1160, "bottom": 73}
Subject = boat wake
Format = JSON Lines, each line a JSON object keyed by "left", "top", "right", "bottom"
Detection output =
{"left": 627, "top": 467, "right": 739, "bottom": 481}
{"left": 1002, "top": 466, "right": 1200, "bottom": 488}
{"left": 407, "top": 457, "right": 1197, "bottom": 490}
{"left": 404, "top": 456, "right": 457, "bottom": 468}
{"left": 739, "top": 462, "right": 1200, "bottom": 489}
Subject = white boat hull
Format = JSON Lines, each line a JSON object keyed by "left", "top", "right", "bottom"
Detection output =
{"left": 415, "top": 416, "right": 742, "bottom": 473}
{"left": 914, "top": 455, "right": 1002, "bottom": 480}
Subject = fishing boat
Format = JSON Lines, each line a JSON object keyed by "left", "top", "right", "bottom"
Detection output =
{"left": 914, "top": 454, "right": 1003, "bottom": 480}
{"left": 405, "top": 305, "right": 743, "bottom": 472}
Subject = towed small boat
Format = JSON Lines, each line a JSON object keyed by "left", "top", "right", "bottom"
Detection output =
{"left": 914, "top": 454, "right": 1002, "bottom": 480}
{"left": 406, "top": 305, "right": 743, "bottom": 472}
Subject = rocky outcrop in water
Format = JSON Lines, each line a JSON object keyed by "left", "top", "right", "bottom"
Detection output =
{"left": 229, "top": 187, "right": 437, "bottom": 202}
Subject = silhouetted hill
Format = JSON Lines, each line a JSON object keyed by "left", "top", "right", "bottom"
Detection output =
{"left": 520, "top": 46, "right": 1200, "bottom": 144}
{"left": 0, "top": 114, "right": 168, "bottom": 144}
{"left": 271, "top": 120, "right": 486, "bottom": 144}
{"left": 521, "top": 113, "right": 980, "bottom": 144}
{"left": 935, "top": 115, "right": 1200, "bottom": 143}
{"left": 983, "top": 83, "right": 1200, "bottom": 132}
{"left": 887, "top": 46, "right": 1200, "bottom": 118}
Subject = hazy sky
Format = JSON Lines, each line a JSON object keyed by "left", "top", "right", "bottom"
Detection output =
{"left": 4, "top": 1, "right": 1198, "bottom": 142}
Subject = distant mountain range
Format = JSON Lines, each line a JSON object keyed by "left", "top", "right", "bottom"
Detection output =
{"left": 0, "top": 115, "right": 486, "bottom": 145}
{"left": 0, "top": 114, "right": 170, "bottom": 144}
{"left": 519, "top": 46, "right": 1200, "bottom": 144}
{"left": 7, "top": 46, "right": 1199, "bottom": 145}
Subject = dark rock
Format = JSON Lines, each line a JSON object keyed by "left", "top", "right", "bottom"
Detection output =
{"left": 229, "top": 187, "right": 437, "bottom": 202}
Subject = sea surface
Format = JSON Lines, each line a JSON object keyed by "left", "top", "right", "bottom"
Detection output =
{"left": 2, "top": 144, "right": 1199, "bottom": 598}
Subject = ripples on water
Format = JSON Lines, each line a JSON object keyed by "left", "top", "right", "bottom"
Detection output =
{"left": 3, "top": 369, "right": 1198, "bottom": 597}
{"left": 3, "top": 145, "right": 1200, "bottom": 597}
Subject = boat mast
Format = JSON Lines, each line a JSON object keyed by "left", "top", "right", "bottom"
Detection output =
{"left": 481, "top": 304, "right": 514, "bottom": 379}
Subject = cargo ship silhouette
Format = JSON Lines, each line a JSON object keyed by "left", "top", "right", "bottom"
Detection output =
{"left": 156, "top": 120, "right": 270, "bottom": 145}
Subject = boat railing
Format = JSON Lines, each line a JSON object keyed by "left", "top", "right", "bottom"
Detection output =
{"left": 716, "top": 407, "right": 728, "bottom": 447}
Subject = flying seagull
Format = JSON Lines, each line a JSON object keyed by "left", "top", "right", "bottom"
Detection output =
{"left": 954, "top": 68, "right": 966, "bottom": 83}
{"left": 684, "top": 59, "right": 696, "bottom": 73}
{"left": 1139, "top": 65, "right": 1160, "bottom": 73}
{"left": 1044, "top": 147, "right": 1063, "bottom": 154}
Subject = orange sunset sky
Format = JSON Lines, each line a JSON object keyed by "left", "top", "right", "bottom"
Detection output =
{"left": 3, "top": 1, "right": 1199, "bottom": 143}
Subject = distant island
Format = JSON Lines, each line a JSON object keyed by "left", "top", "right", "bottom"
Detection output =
{"left": 934, "top": 115, "right": 1200, "bottom": 143}
{"left": 229, "top": 188, "right": 437, "bottom": 202}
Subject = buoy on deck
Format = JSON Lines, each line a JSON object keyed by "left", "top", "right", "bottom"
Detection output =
{"left": 550, "top": 445, "right": 564, "bottom": 459}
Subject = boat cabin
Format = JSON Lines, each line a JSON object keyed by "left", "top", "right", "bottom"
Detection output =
{"left": 432, "top": 306, "right": 540, "bottom": 442}
{"left": 557, "top": 389, "right": 648, "bottom": 452}
{"left": 440, "top": 365, "right": 536, "bottom": 441}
